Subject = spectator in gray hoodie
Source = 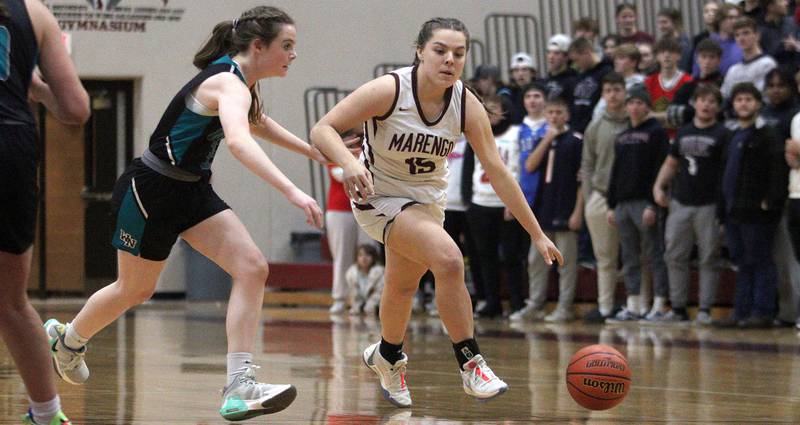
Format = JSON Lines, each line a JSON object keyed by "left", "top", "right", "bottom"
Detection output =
{"left": 580, "top": 72, "right": 629, "bottom": 323}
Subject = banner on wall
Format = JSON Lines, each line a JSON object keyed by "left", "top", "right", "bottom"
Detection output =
{"left": 46, "top": 0, "right": 184, "bottom": 33}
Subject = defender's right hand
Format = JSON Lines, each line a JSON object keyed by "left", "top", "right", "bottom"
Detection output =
{"left": 286, "top": 188, "right": 324, "bottom": 229}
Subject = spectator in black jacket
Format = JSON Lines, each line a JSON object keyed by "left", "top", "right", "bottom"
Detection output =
{"left": 568, "top": 37, "right": 613, "bottom": 134}
{"left": 715, "top": 82, "right": 789, "bottom": 328}
{"left": 667, "top": 38, "right": 725, "bottom": 128}
{"left": 762, "top": 67, "right": 800, "bottom": 140}
{"left": 606, "top": 88, "right": 670, "bottom": 322}
{"left": 761, "top": 66, "right": 800, "bottom": 326}
{"left": 758, "top": 0, "right": 799, "bottom": 69}
{"left": 541, "top": 34, "right": 577, "bottom": 102}
{"left": 507, "top": 52, "right": 538, "bottom": 124}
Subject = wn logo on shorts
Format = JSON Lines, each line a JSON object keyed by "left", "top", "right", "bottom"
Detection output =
{"left": 119, "top": 229, "right": 138, "bottom": 249}
{"left": 112, "top": 184, "right": 146, "bottom": 255}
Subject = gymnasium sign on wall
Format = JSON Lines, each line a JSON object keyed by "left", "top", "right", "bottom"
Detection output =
{"left": 45, "top": 0, "right": 184, "bottom": 33}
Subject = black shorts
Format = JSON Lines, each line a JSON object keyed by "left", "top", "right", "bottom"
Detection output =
{"left": 110, "top": 159, "right": 229, "bottom": 261}
{"left": 0, "top": 124, "right": 39, "bottom": 254}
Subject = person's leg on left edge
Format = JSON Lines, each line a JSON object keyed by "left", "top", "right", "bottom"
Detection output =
{"left": 0, "top": 248, "right": 67, "bottom": 424}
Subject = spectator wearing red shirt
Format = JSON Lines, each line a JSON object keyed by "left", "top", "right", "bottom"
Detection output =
{"left": 646, "top": 37, "right": 693, "bottom": 138}
{"left": 326, "top": 132, "right": 374, "bottom": 314}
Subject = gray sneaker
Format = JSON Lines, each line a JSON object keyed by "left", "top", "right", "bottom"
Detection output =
{"left": 544, "top": 308, "right": 575, "bottom": 323}
{"left": 44, "top": 319, "right": 89, "bottom": 385}
{"left": 646, "top": 310, "right": 691, "bottom": 326}
{"left": 606, "top": 308, "right": 641, "bottom": 324}
{"left": 694, "top": 311, "right": 713, "bottom": 326}
{"left": 219, "top": 364, "right": 297, "bottom": 421}
{"left": 508, "top": 302, "right": 546, "bottom": 322}
{"left": 329, "top": 300, "right": 346, "bottom": 314}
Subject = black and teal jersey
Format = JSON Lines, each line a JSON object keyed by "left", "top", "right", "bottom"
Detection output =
{"left": 0, "top": 0, "right": 37, "bottom": 124}
{"left": 147, "top": 55, "right": 246, "bottom": 176}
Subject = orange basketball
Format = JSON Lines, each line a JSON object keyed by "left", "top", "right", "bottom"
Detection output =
{"left": 566, "top": 344, "right": 631, "bottom": 410}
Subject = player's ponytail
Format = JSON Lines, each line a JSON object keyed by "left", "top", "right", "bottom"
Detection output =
{"left": 193, "top": 20, "right": 235, "bottom": 70}
{"left": 193, "top": 6, "right": 294, "bottom": 124}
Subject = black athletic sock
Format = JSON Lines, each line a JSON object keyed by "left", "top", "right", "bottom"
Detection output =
{"left": 379, "top": 338, "right": 404, "bottom": 364}
{"left": 672, "top": 307, "right": 689, "bottom": 319}
{"left": 453, "top": 338, "right": 481, "bottom": 370}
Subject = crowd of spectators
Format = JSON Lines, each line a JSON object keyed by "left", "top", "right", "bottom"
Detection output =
{"left": 328, "top": 1, "right": 800, "bottom": 331}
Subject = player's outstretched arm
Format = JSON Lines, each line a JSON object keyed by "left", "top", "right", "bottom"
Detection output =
{"left": 217, "top": 74, "right": 322, "bottom": 228}
{"left": 250, "top": 114, "right": 329, "bottom": 163}
{"left": 463, "top": 90, "right": 563, "bottom": 266}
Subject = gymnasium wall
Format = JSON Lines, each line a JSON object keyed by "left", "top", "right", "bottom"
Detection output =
{"left": 47, "top": 0, "right": 704, "bottom": 266}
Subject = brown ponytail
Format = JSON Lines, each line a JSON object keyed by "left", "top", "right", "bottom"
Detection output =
{"left": 193, "top": 6, "right": 294, "bottom": 123}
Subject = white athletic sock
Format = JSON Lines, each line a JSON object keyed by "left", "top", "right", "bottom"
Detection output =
{"left": 64, "top": 323, "right": 88, "bottom": 351}
{"left": 652, "top": 296, "right": 667, "bottom": 312}
{"left": 30, "top": 395, "right": 60, "bottom": 425}
{"left": 226, "top": 352, "right": 253, "bottom": 387}
{"left": 626, "top": 295, "right": 641, "bottom": 315}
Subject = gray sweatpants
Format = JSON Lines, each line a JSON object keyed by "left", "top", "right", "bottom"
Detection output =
{"left": 664, "top": 200, "right": 719, "bottom": 310}
{"left": 528, "top": 230, "right": 578, "bottom": 311}
{"left": 584, "top": 191, "right": 620, "bottom": 315}
{"left": 615, "top": 200, "right": 668, "bottom": 298}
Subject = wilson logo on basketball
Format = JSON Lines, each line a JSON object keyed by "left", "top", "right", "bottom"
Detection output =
{"left": 582, "top": 378, "right": 625, "bottom": 394}
{"left": 585, "top": 359, "right": 626, "bottom": 371}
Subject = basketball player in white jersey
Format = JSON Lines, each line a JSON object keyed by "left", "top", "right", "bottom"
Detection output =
{"left": 311, "top": 18, "right": 563, "bottom": 407}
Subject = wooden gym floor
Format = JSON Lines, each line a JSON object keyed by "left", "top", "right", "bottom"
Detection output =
{"left": 2, "top": 300, "right": 800, "bottom": 424}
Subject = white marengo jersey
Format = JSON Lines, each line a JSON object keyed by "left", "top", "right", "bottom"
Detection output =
{"left": 361, "top": 66, "right": 465, "bottom": 204}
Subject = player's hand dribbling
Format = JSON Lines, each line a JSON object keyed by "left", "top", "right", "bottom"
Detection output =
{"left": 533, "top": 235, "right": 564, "bottom": 266}
{"left": 342, "top": 161, "right": 374, "bottom": 203}
{"left": 286, "top": 188, "right": 324, "bottom": 229}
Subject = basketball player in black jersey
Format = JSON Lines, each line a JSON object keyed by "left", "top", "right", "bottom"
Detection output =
{"left": 42, "top": 6, "right": 334, "bottom": 421}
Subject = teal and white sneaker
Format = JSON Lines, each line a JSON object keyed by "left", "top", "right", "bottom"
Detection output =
{"left": 44, "top": 319, "right": 89, "bottom": 385}
{"left": 21, "top": 409, "right": 71, "bottom": 424}
{"left": 219, "top": 365, "right": 297, "bottom": 421}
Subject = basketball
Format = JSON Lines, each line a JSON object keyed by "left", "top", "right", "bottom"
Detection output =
{"left": 566, "top": 344, "right": 631, "bottom": 410}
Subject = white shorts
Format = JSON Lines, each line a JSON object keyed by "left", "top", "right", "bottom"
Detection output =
{"left": 352, "top": 196, "right": 445, "bottom": 244}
